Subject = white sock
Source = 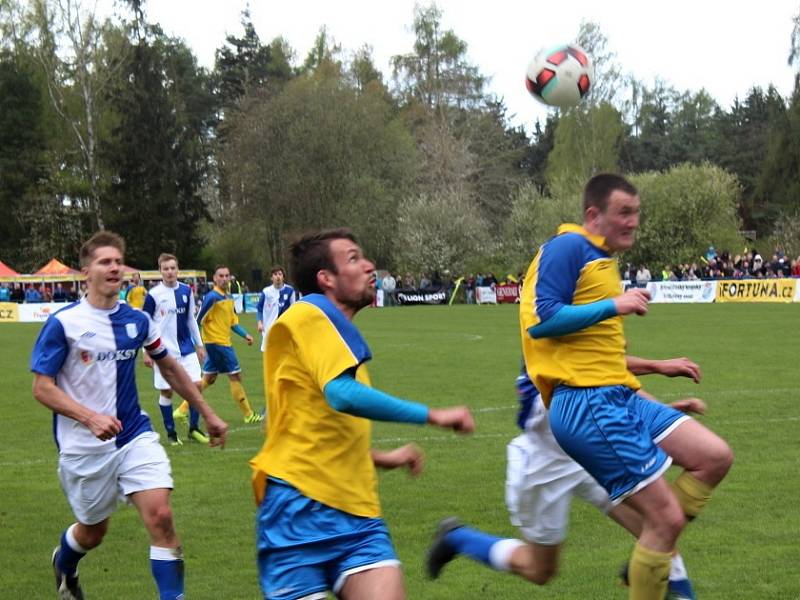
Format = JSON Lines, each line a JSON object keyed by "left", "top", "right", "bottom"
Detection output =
{"left": 65, "top": 523, "right": 89, "bottom": 553}
{"left": 488, "top": 539, "right": 526, "bottom": 572}
{"left": 158, "top": 395, "right": 172, "bottom": 407}
{"left": 670, "top": 553, "right": 688, "bottom": 580}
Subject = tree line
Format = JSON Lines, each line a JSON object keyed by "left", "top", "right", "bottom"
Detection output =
{"left": 1, "top": 1, "right": 799, "bottom": 284}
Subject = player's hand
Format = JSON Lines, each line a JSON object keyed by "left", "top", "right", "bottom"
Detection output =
{"left": 670, "top": 397, "right": 707, "bottom": 415}
{"left": 428, "top": 406, "right": 475, "bottom": 434}
{"left": 196, "top": 345, "right": 206, "bottom": 363}
{"left": 657, "top": 358, "right": 702, "bottom": 383}
{"left": 614, "top": 288, "right": 650, "bottom": 316}
{"left": 373, "top": 444, "right": 425, "bottom": 476}
{"left": 204, "top": 413, "right": 228, "bottom": 449}
{"left": 143, "top": 354, "right": 154, "bottom": 369}
{"left": 85, "top": 413, "right": 123, "bottom": 441}
{"left": 245, "top": 334, "right": 254, "bottom": 346}
{"left": 257, "top": 322, "right": 264, "bottom": 333}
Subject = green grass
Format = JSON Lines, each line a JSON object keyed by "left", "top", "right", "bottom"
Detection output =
{"left": 1, "top": 304, "right": 799, "bottom": 598}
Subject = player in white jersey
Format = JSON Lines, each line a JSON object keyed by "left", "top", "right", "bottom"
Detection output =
{"left": 142, "top": 253, "right": 209, "bottom": 445}
{"left": 427, "top": 356, "right": 705, "bottom": 600}
{"left": 256, "top": 265, "right": 296, "bottom": 352}
{"left": 31, "top": 232, "right": 228, "bottom": 600}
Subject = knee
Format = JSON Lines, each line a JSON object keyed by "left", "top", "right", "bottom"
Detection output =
{"left": 522, "top": 563, "right": 558, "bottom": 585}
{"left": 77, "top": 523, "right": 108, "bottom": 549}
{"left": 147, "top": 504, "right": 176, "bottom": 536}
{"left": 703, "top": 439, "right": 734, "bottom": 484}
{"left": 656, "top": 507, "right": 686, "bottom": 544}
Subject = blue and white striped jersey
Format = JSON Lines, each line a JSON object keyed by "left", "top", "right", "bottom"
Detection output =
{"left": 142, "top": 282, "right": 202, "bottom": 358}
{"left": 30, "top": 299, "right": 167, "bottom": 454}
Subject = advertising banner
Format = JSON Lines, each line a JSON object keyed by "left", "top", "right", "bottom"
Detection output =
{"left": 0, "top": 302, "right": 19, "bottom": 322}
{"left": 18, "top": 303, "right": 63, "bottom": 322}
{"left": 475, "top": 286, "right": 497, "bottom": 304}
{"left": 396, "top": 288, "right": 448, "bottom": 305}
{"left": 715, "top": 279, "right": 797, "bottom": 303}
{"left": 495, "top": 283, "right": 520, "bottom": 304}
{"left": 646, "top": 281, "right": 716, "bottom": 304}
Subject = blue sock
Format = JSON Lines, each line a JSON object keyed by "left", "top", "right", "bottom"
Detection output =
{"left": 58, "top": 525, "right": 87, "bottom": 577}
{"left": 669, "top": 577, "right": 696, "bottom": 599}
{"left": 150, "top": 546, "right": 184, "bottom": 600}
{"left": 158, "top": 398, "right": 175, "bottom": 434}
{"left": 444, "top": 526, "right": 503, "bottom": 566}
{"left": 189, "top": 407, "right": 200, "bottom": 429}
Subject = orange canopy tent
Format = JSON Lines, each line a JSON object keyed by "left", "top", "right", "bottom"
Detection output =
{"left": 34, "top": 258, "right": 80, "bottom": 276}
{"left": 0, "top": 259, "right": 19, "bottom": 277}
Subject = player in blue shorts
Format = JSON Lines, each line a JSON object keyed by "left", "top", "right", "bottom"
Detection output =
{"left": 427, "top": 355, "right": 704, "bottom": 599}
{"left": 31, "top": 232, "right": 227, "bottom": 600}
{"left": 250, "top": 228, "right": 475, "bottom": 600}
{"left": 519, "top": 174, "right": 732, "bottom": 599}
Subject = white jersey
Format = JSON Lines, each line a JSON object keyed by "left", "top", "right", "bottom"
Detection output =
{"left": 142, "top": 282, "right": 202, "bottom": 358}
{"left": 30, "top": 299, "right": 167, "bottom": 455}
{"left": 257, "top": 284, "right": 296, "bottom": 351}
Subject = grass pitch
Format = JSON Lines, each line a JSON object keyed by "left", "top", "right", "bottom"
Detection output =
{"left": 1, "top": 303, "right": 798, "bottom": 598}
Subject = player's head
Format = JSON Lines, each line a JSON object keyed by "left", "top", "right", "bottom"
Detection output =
{"left": 158, "top": 253, "right": 179, "bottom": 285}
{"left": 131, "top": 271, "right": 141, "bottom": 285}
{"left": 213, "top": 265, "right": 231, "bottom": 290}
{"left": 270, "top": 266, "right": 286, "bottom": 287}
{"left": 289, "top": 228, "right": 375, "bottom": 311}
{"left": 583, "top": 173, "right": 640, "bottom": 252}
{"left": 79, "top": 231, "right": 126, "bottom": 298}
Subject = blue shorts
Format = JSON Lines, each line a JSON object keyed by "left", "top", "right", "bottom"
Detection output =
{"left": 549, "top": 385, "right": 688, "bottom": 504}
{"left": 202, "top": 343, "right": 241, "bottom": 375}
{"left": 255, "top": 479, "right": 400, "bottom": 600}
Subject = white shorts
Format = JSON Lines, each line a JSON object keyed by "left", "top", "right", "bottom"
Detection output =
{"left": 505, "top": 433, "right": 612, "bottom": 545}
{"left": 58, "top": 431, "right": 173, "bottom": 525}
{"left": 153, "top": 353, "right": 202, "bottom": 390}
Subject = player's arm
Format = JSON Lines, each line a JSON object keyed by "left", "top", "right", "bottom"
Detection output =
{"left": 154, "top": 353, "right": 227, "bottom": 447}
{"left": 256, "top": 292, "right": 265, "bottom": 333}
{"left": 141, "top": 293, "right": 157, "bottom": 368}
{"left": 626, "top": 356, "right": 701, "bottom": 383}
{"left": 32, "top": 374, "right": 122, "bottom": 440}
{"left": 637, "top": 387, "right": 707, "bottom": 415}
{"left": 371, "top": 444, "right": 424, "bottom": 477}
{"left": 527, "top": 235, "right": 650, "bottom": 339}
{"left": 187, "top": 288, "right": 205, "bottom": 361}
{"left": 323, "top": 371, "right": 474, "bottom": 432}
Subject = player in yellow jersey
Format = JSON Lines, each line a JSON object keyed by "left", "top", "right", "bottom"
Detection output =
{"left": 519, "top": 174, "right": 732, "bottom": 600}
{"left": 175, "top": 265, "right": 262, "bottom": 424}
{"left": 125, "top": 272, "right": 147, "bottom": 309}
{"left": 250, "top": 228, "right": 475, "bottom": 600}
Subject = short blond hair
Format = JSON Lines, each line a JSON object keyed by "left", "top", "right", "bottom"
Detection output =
{"left": 158, "top": 253, "right": 178, "bottom": 267}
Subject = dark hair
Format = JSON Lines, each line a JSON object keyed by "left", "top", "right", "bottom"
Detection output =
{"left": 289, "top": 228, "right": 357, "bottom": 295}
{"left": 583, "top": 174, "right": 638, "bottom": 213}
{"left": 80, "top": 231, "right": 125, "bottom": 267}
{"left": 270, "top": 265, "right": 286, "bottom": 277}
{"left": 213, "top": 265, "right": 229, "bottom": 276}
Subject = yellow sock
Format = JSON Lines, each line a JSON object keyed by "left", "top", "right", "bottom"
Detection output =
{"left": 671, "top": 471, "right": 713, "bottom": 519}
{"left": 177, "top": 400, "right": 189, "bottom": 415}
{"left": 229, "top": 380, "right": 253, "bottom": 416}
{"left": 628, "top": 542, "right": 671, "bottom": 600}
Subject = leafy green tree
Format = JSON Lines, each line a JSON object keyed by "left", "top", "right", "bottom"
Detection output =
{"left": 628, "top": 163, "right": 743, "bottom": 267}
{"left": 102, "top": 28, "right": 215, "bottom": 266}
{"left": 394, "top": 190, "right": 491, "bottom": 275}
{"left": 546, "top": 102, "right": 625, "bottom": 196}
{"left": 220, "top": 60, "right": 419, "bottom": 273}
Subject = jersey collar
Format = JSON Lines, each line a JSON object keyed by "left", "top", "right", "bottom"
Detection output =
{"left": 557, "top": 223, "right": 611, "bottom": 253}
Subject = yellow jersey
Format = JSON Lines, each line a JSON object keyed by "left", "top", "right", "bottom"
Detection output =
{"left": 519, "top": 224, "right": 640, "bottom": 406}
{"left": 125, "top": 284, "right": 147, "bottom": 310}
{"left": 250, "top": 294, "right": 380, "bottom": 517}
{"left": 196, "top": 286, "right": 238, "bottom": 346}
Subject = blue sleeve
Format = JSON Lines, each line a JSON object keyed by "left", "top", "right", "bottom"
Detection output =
{"left": 529, "top": 299, "right": 617, "bottom": 338}
{"left": 534, "top": 234, "right": 585, "bottom": 322}
{"left": 30, "top": 317, "right": 68, "bottom": 377}
{"left": 142, "top": 293, "right": 155, "bottom": 317}
{"left": 256, "top": 292, "right": 265, "bottom": 323}
{"left": 323, "top": 373, "right": 429, "bottom": 424}
{"left": 196, "top": 292, "right": 217, "bottom": 325}
{"left": 232, "top": 324, "right": 249, "bottom": 339}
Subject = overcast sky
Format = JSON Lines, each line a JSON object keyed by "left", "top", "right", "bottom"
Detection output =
{"left": 139, "top": 0, "right": 799, "bottom": 129}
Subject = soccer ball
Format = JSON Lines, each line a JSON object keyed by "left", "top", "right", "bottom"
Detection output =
{"left": 525, "top": 44, "right": 593, "bottom": 108}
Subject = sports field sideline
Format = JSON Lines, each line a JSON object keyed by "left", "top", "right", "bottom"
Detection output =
{"left": 2, "top": 303, "right": 798, "bottom": 599}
